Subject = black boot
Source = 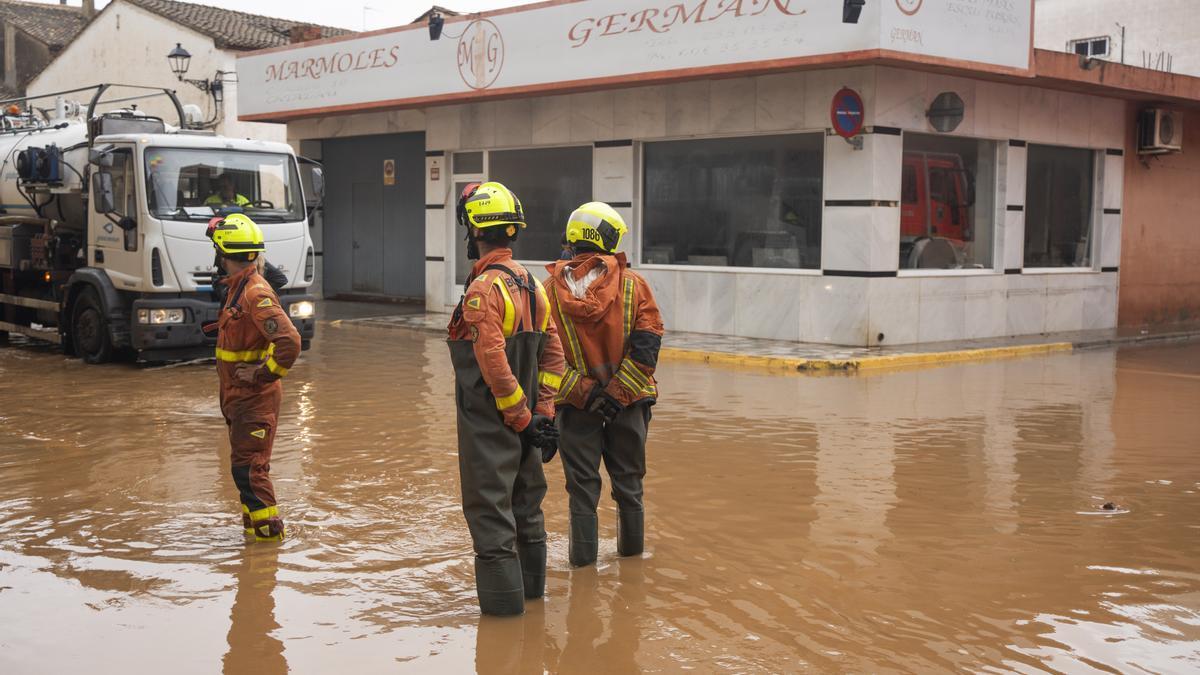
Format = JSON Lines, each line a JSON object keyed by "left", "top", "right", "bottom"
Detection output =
{"left": 618, "top": 510, "right": 644, "bottom": 557}
{"left": 518, "top": 542, "right": 547, "bottom": 599}
{"left": 474, "top": 557, "right": 524, "bottom": 616}
{"left": 569, "top": 513, "right": 598, "bottom": 567}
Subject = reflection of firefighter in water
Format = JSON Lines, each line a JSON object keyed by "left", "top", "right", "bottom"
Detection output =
{"left": 447, "top": 181, "right": 566, "bottom": 616}
{"left": 223, "top": 546, "right": 287, "bottom": 675}
{"left": 210, "top": 214, "right": 301, "bottom": 542}
{"left": 544, "top": 203, "right": 664, "bottom": 567}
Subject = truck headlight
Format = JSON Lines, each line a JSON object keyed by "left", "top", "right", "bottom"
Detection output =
{"left": 289, "top": 301, "right": 315, "bottom": 319}
{"left": 137, "top": 308, "right": 185, "bottom": 324}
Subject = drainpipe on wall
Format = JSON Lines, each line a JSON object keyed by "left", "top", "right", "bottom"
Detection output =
{"left": 3, "top": 23, "right": 16, "bottom": 92}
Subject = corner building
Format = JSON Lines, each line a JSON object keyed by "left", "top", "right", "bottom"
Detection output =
{"left": 236, "top": 0, "right": 1200, "bottom": 346}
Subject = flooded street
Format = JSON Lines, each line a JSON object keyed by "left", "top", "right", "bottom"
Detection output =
{"left": 2, "top": 322, "right": 1199, "bottom": 674}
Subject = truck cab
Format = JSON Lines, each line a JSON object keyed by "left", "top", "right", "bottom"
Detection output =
{"left": 87, "top": 133, "right": 318, "bottom": 361}
{"left": 0, "top": 85, "right": 321, "bottom": 363}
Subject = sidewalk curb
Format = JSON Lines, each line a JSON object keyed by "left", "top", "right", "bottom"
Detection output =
{"left": 327, "top": 313, "right": 1200, "bottom": 375}
{"left": 660, "top": 342, "right": 1075, "bottom": 373}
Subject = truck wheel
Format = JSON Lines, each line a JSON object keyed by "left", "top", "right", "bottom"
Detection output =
{"left": 72, "top": 287, "right": 113, "bottom": 364}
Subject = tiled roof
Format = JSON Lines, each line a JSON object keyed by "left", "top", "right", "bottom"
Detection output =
{"left": 0, "top": 1, "right": 88, "bottom": 48}
{"left": 412, "top": 6, "right": 460, "bottom": 24}
{"left": 0, "top": 81, "right": 21, "bottom": 102}
{"left": 125, "top": 0, "right": 351, "bottom": 51}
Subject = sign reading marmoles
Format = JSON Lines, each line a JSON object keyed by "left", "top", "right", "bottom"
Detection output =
{"left": 238, "top": 0, "right": 1033, "bottom": 120}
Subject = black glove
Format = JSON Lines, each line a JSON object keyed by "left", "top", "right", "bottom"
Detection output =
{"left": 586, "top": 385, "right": 623, "bottom": 423}
{"left": 541, "top": 437, "right": 558, "bottom": 464}
{"left": 520, "top": 414, "right": 559, "bottom": 450}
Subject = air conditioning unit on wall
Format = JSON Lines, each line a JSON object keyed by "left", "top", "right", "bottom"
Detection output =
{"left": 1138, "top": 108, "right": 1183, "bottom": 155}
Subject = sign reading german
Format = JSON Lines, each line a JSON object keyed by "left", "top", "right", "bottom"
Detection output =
{"left": 239, "top": 0, "right": 1033, "bottom": 121}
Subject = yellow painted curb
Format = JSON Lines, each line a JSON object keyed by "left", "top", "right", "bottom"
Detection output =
{"left": 660, "top": 342, "right": 1074, "bottom": 374}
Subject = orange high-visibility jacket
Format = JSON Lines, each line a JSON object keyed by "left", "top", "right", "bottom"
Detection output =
{"left": 544, "top": 252, "right": 663, "bottom": 409}
{"left": 215, "top": 264, "right": 301, "bottom": 418}
{"left": 448, "top": 248, "right": 567, "bottom": 432}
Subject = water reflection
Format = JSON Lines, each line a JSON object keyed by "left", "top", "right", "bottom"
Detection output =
{"left": 475, "top": 602, "right": 545, "bottom": 675}
{"left": 0, "top": 328, "right": 1198, "bottom": 673}
{"left": 224, "top": 545, "right": 286, "bottom": 675}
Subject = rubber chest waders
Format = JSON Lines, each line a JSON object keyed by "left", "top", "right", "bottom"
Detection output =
{"left": 448, "top": 267, "right": 550, "bottom": 616}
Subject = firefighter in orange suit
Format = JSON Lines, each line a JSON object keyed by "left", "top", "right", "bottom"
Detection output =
{"left": 447, "top": 181, "right": 567, "bottom": 616}
{"left": 544, "top": 202, "right": 663, "bottom": 567}
{"left": 210, "top": 213, "right": 301, "bottom": 543}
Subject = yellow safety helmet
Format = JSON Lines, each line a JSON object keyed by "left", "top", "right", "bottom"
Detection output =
{"left": 565, "top": 201, "right": 627, "bottom": 253}
{"left": 459, "top": 181, "right": 526, "bottom": 237}
{"left": 209, "top": 213, "right": 265, "bottom": 260}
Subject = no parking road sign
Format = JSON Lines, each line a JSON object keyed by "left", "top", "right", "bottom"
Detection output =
{"left": 830, "top": 87, "right": 865, "bottom": 139}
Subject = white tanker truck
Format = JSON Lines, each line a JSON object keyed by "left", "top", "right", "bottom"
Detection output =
{"left": 0, "top": 84, "right": 321, "bottom": 363}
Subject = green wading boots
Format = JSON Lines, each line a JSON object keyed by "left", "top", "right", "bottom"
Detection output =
{"left": 569, "top": 513, "right": 599, "bottom": 567}
{"left": 618, "top": 510, "right": 644, "bottom": 557}
{"left": 518, "top": 542, "right": 547, "bottom": 599}
{"left": 475, "top": 557, "right": 526, "bottom": 616}
{"left": 241, "top": 504, "right": 254, "bottom": 537}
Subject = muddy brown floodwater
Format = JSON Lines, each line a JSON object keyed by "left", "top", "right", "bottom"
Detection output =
{"left": 2, "top": 322, "right": 1199, "bottom": 674}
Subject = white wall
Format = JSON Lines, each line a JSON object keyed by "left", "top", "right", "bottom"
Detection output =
{"left": 1035, "top": 0, "right": 1200, "bottom": 76}
{"left": 27, "top": 0, "right": 283, "bottom": 141}
{"left": 287, "top": 64, "right": 1128, "bottom": 346}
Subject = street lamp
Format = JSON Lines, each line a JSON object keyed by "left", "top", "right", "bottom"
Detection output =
{"left": 429, "top": 11, "right": 445, "bottom": 40}
{"left": 843, "top": 0, "right": 865, "bottom": 24}
{"left": 167, "top": 43, "right": 191, "bottom": 78}
{"left": 164, "top": 42, "right": 235, "bottom": 129}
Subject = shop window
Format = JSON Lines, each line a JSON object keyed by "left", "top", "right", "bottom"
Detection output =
{"left": 642, "top": 134, "right": 822, "bottom": 269}
{"left": 489, "top": 145, "right": 593, "bottom": 263}
{"left": 900, "top": 133, "right": 997, "bottom": 269}
{"left": 1025, "top": 145, "right": 1094, "bottom": 268}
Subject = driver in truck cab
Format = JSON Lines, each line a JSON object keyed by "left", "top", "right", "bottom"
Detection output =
{"left": 209, "top": 213, "right": 301, "bottom": 543}
{"left": 205, "top": 173, "right": 250, "bottom": 208}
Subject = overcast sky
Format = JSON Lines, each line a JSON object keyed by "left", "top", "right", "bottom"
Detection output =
{"left": 34, "top": 0, "right": 523, "bottom": 32}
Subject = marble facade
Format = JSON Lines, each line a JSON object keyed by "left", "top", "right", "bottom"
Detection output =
{"left": 288, "top": 65, "right": 1127, "bottom": 347}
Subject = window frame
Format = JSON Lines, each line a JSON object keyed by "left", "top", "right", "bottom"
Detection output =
{"left": 1021, "top": 142, "right": 1104, "bottom": 274}
{"left": 445, "top": 142, "right": 595, "bottom": 300}
{"left": 1068, "top": 36, "right": 1110, "bottom": 58}
{"left": 635, "top": 129, "right": 828, "bottom": 277}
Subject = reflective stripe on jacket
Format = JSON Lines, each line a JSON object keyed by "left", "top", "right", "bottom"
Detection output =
{"left": 544, "top": 252, "right": 664, "bottom": 409}
{"left": 447, "top": 248, "right": 567, "bottom": 431}
{"left": 216, "top": 265, "right": 302, "bottom": 416}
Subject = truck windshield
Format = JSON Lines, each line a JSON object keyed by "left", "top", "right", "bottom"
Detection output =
{"left": 145, "top": 148, "right": 304, "bottom": 223}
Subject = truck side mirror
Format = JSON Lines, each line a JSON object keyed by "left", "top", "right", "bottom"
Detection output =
{"left": 92, "top": 172, "right": 115, "bottom": 213}
{"left": 311, "top": 166, "right": 325, "bottom": 203}
{"left": 88, "top": 146, "right": 114, "bottom": 167}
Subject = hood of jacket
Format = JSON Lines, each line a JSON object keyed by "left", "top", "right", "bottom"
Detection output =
{"left": 546, "top": 252, "right": 627, "bottom": 323}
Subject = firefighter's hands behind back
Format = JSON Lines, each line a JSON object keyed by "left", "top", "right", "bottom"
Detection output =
{"left": 586, "top": 384, "right": 624, "bottom": 423}
{"left": 521, "top": 413, "right": 559, "bottom": 452}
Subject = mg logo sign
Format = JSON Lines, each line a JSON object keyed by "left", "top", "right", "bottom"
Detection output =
{"left": 896, "top": 0, "right": 923, "bottom": 15}
{"left": 457, "top": 20, "right": 505, "bottom": 90}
